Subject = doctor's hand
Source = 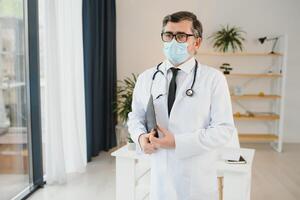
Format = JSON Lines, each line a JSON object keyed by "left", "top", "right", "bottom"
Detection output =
{"left": 149, "top": 125, "right": 176, "bottom": 149}
{"left": 138, "top": 130, "right": 158, "bottom": 154}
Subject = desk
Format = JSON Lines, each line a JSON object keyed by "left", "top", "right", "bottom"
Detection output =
{"left": 111, "top": 146, "right": 255, "bottom": 200}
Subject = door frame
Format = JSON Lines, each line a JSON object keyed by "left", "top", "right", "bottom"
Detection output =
{"left": 13, "top": 0, "right": 44, "bottom": 199}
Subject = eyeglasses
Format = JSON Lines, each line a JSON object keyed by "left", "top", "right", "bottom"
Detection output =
{"left": 161, "top": 32, "right": 195, "bottom": 43}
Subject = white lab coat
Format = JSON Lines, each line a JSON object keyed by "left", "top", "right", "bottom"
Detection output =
{"left": 127, "top": 58, "right": 235, "bottom": 200}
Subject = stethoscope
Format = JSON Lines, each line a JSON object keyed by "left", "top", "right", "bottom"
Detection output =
{"left": 150, "top": 59, "right": 198, "bottom": 98}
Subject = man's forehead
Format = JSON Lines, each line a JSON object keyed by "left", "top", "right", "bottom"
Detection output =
{"left": 164, "top": 20, "right": 193, "bottom": 33}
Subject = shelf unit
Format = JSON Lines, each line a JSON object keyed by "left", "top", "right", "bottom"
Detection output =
{"left": 233, "top": 114, "right": 280, "bottom": 121}
{"left": 231, "top": 94, "right": 281, "bottom": 100}
{"left": 238, "top": 134, "right": 279, "bottom": 142}
{"left": 198, "top": 51, "right": 283, "bottom": 57}
{"left": 226, "top": 73, "right": 282, "bottom": 78}
{"left": 197, "top": 35, "right": 287, "bottom": 152}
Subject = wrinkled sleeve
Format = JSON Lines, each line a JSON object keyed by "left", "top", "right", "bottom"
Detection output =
{"left": 127, "top": 74, "right": 148, "bottom": 153}
{"left": 174, "top": 72, "right": 235, "bottom": 159}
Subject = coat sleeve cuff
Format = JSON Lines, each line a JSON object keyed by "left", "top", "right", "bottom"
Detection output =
{"left": 130, "top": 128, "right": 146, "bottom": 155}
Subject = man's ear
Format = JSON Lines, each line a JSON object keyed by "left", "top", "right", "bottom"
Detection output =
{"left": 194, "top": 37, "right": 202, "bottom": 49}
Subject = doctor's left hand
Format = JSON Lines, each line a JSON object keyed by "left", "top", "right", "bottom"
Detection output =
{"left": 149, "top": 125, "right": 176, "bottom": 149}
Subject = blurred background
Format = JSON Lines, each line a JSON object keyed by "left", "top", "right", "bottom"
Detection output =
{"left": 0, "top": 0, "right": 299, "bottom": 200}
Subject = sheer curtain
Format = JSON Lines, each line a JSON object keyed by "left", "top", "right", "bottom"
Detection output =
{"left": 40, "top": 0, "right": 87, "bottom": 184}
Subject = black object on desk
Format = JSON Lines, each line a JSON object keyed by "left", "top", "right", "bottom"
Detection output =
{"left": 226, "top": 156, "right": 247, "bottom": 164}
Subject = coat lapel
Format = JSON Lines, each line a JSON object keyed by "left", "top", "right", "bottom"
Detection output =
{"left": 169, "top": 70, "right": 194, "bottom": 117}
{"left": 169, "top": 62, "right": 202, "bottom": 120}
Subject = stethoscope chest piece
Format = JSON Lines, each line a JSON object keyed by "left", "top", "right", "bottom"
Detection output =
{"left": 152, "top": 60, "right": 198, "bottom": 98}
{"left": 186, "top": 89, "right": 194, "bottom": 97}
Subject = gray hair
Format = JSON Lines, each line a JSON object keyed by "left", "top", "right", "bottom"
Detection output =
{"left": 162, "top": 11, "right": 203, "bottom": 38}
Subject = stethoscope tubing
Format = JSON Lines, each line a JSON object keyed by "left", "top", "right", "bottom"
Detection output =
{"left": 150, "top": 60, "right": 198, "bottom": 98}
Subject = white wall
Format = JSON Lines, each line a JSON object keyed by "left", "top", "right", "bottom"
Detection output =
{"left": 116, "top": 0, "right": 300, "bottom": 142}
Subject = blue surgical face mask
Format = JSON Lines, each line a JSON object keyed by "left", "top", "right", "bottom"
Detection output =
{"left": 163, "top": 39, "right": 190, "bottom": 65}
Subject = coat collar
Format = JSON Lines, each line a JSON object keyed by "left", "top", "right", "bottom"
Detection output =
{"left": 163, "top": 57, "right": 197, "bottom": 75}
{"left": 156, "top": 57, "right": 203, "bottom": 119}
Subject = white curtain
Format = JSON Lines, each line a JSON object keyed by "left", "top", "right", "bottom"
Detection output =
{"left": 40, "top": 0, "right": 87, "bottom": 184}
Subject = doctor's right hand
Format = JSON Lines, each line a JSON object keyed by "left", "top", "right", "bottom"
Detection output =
{"left": 138, "top": 130, "right": 158, "bottom": 154}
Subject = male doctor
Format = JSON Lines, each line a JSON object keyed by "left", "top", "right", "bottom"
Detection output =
{"left": 127, "top": 11, "right": 235, "bottom": 200}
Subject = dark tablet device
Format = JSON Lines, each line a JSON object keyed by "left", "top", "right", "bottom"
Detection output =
{"left": 145, "top": 95, "right": 159, "bottom": 137}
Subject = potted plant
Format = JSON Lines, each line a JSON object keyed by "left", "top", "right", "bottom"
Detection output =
{"left": 209, "top": 24, "right": 246, "bottom": 53}
{"left": 114, "top": 73, "right": 137, "bottom": 150}
{"left": 219, "top": 63, "right": 232, "bottom": 74}
{"left": 127, "top": 136, "right": 136, "bottom": 151}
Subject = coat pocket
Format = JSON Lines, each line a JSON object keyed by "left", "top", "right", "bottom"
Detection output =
{"left": 181, "top": 153, "right": 218, "bottom": 197}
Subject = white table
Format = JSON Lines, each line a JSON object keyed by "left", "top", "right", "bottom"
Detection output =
{"left": 111, "top": 146, "right": 255, "bottom": 200}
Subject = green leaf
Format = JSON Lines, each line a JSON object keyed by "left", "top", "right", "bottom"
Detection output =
{"left": 115, "top": 73, "right": 139, "bottom": 123}
{"left": 209, "top": 24, "right": 246, "bottom": 53}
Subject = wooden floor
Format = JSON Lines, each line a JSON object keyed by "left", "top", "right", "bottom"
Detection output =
{"left": 27, "top": 143, "right": 300, "bottom": 200}
{"left": 242, "top": 143, "right": 300, "bottom": 200}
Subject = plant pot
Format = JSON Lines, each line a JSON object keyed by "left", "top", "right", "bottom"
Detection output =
{"left": 127, "top": 142, "right": 136, "bottom": 151}
{"left": 115, "top": 123, "right": 129, "bottom": 146}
